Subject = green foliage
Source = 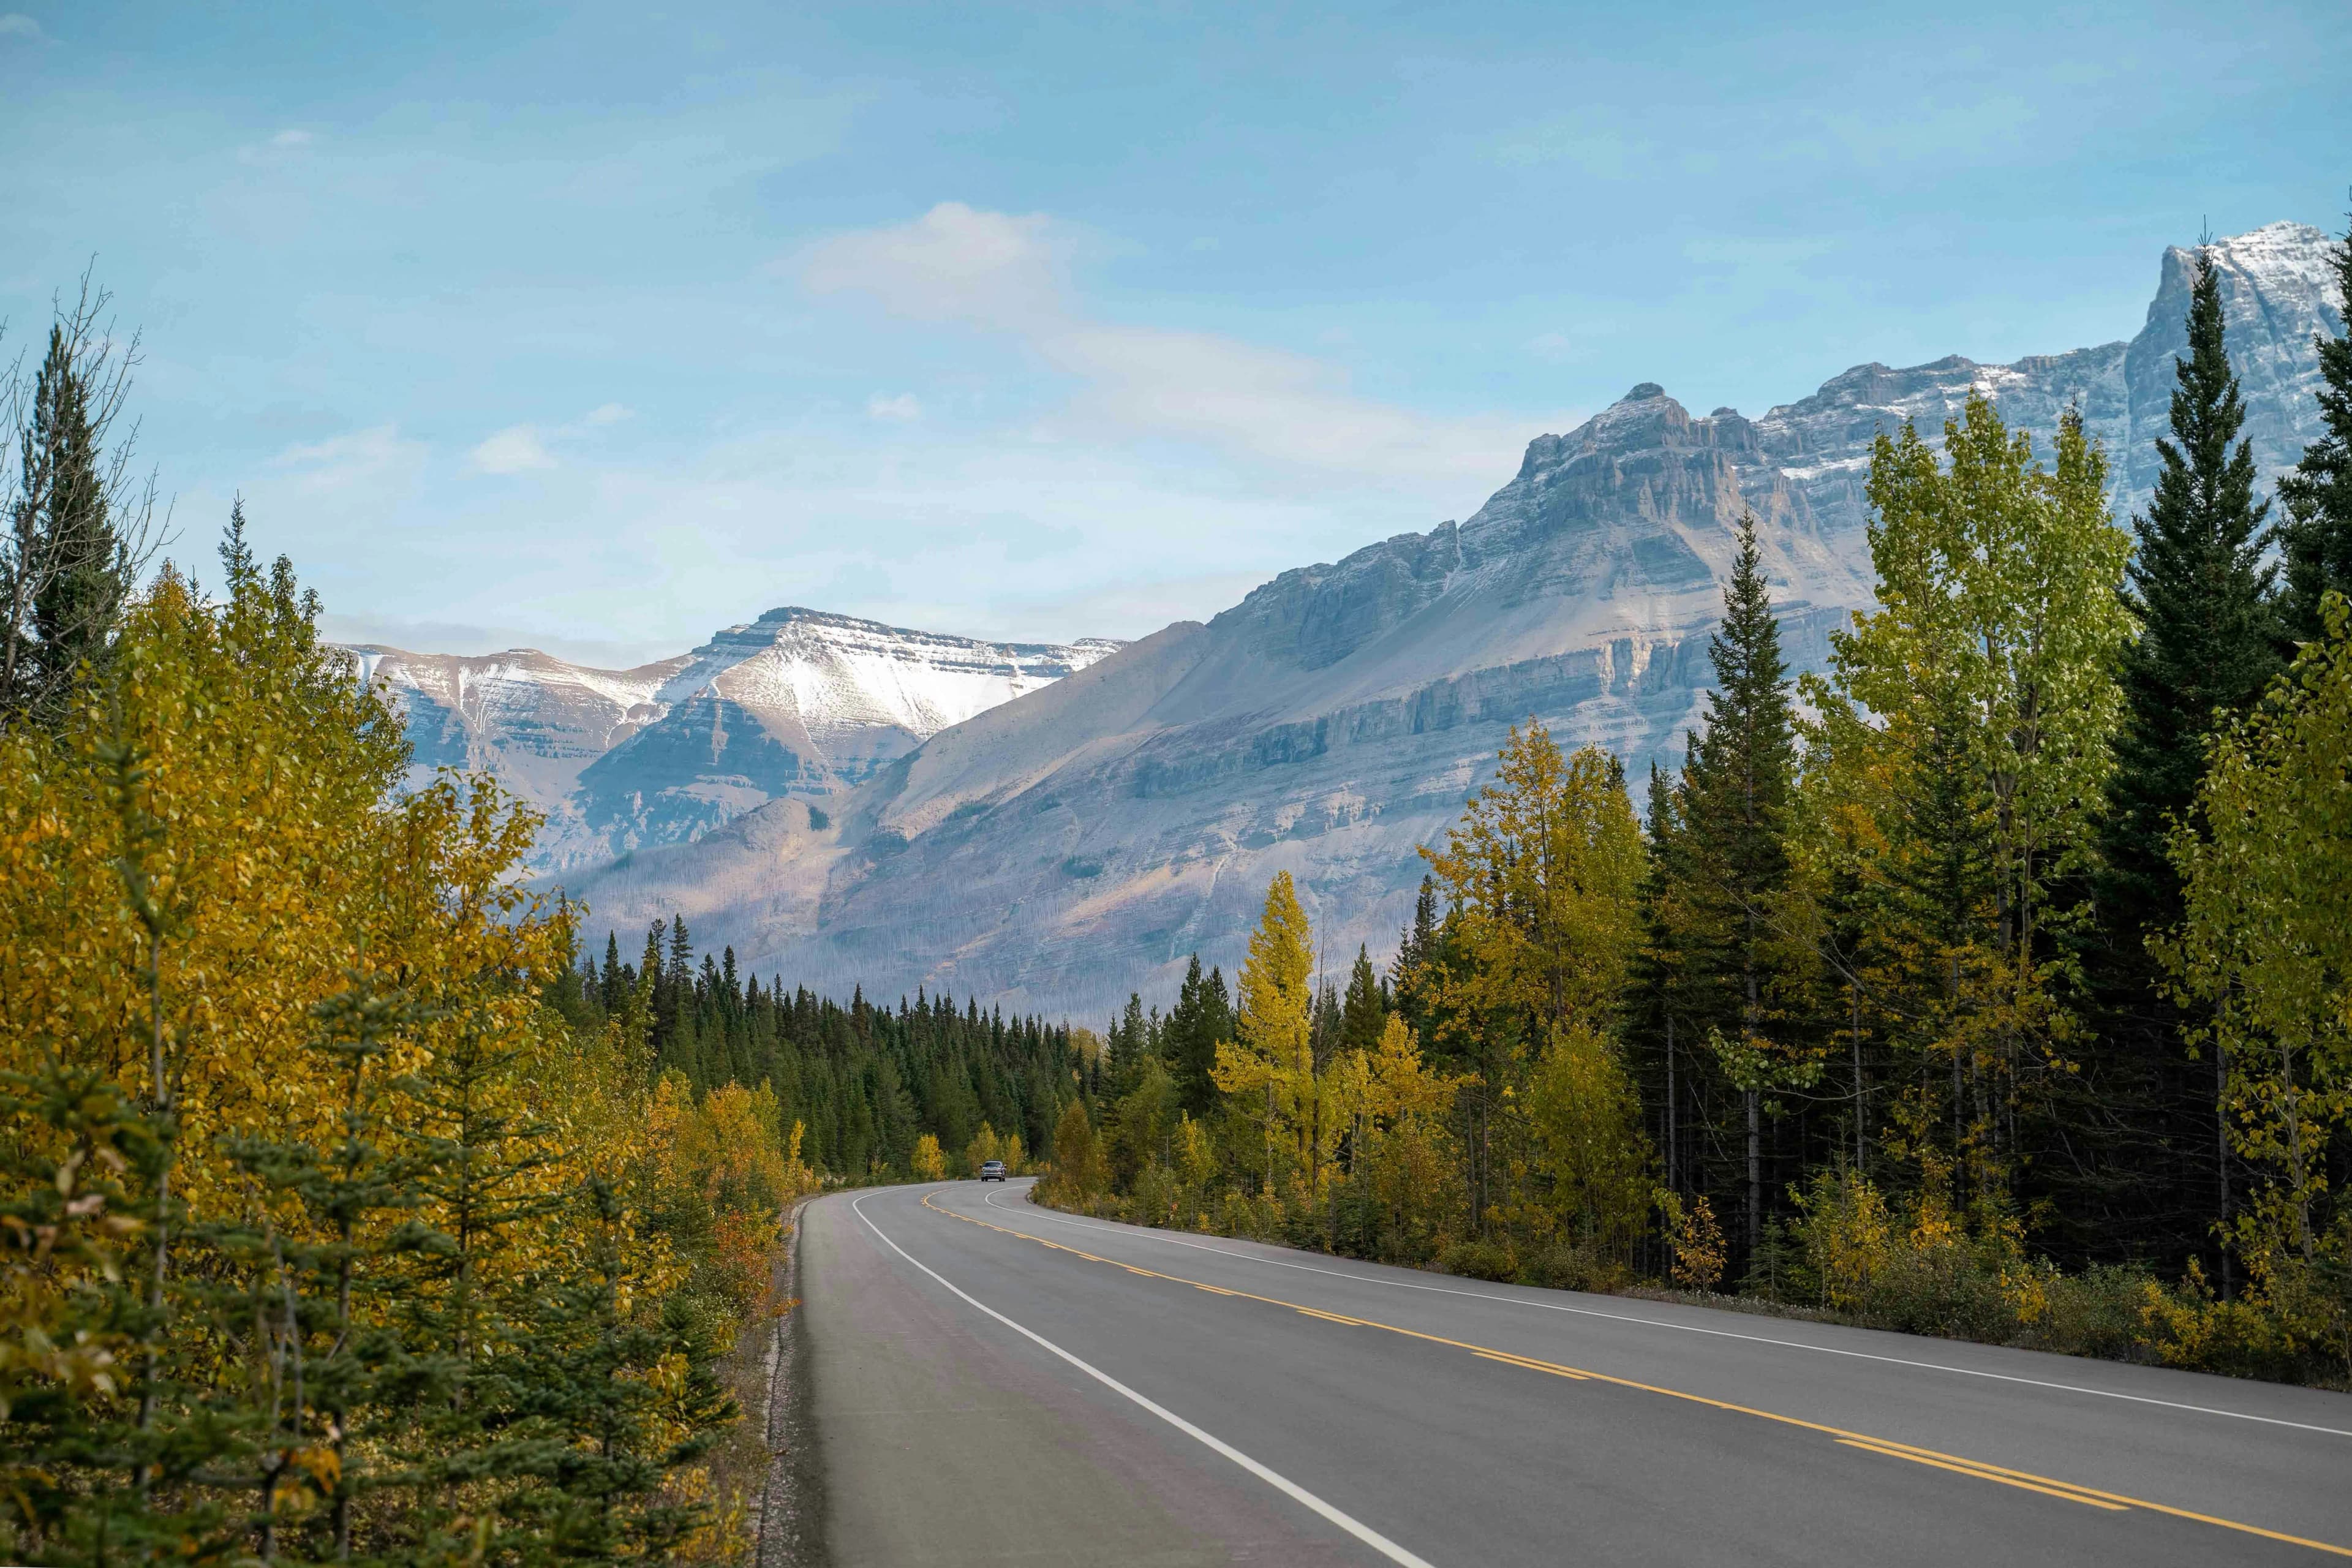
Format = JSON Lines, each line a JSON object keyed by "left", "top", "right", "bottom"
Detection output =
{"left": 2166, "top": 594, "right": 2352, "bottom": 1381}
{"left": 2277, "top": 216, "right": 2352, "bottom": 645}
{"left": 2, "top": 300, "right": 144, "bottom": 724}
{"left": 575, "top": 922, "right": 1084, "bottom": 1182}
{"left": 2080, "top": 246, "right": 2283, "bottom": 1273}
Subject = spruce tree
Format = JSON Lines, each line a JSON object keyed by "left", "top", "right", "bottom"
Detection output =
{"left": 2090, "top": 245, "right": 2282, "bottom": 1274}
{"left": 1389, "top": 875, "right": 1439, "bottom": 1036}
{"left": 1679, "top": 512, "right": 1798, "bottom": 1259}
{"left": 6, "top": 322, "right": 132, "bottom": 718}
{"left": 1340, "top": 946, "right": 1386, "bottom": 1055}
{"left": 2277, "top": 214, "right": 2352, "bottom": 644}
{"left": 1166, "top": 955, "right": 1229, "bottom": 1116}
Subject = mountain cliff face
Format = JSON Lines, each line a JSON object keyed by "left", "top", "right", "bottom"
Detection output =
{"left": 556, "top": 222, "right": 2345, "bottom": 1019}
{"left": 353, "top": 611, "right": 1120, "bottom": 869}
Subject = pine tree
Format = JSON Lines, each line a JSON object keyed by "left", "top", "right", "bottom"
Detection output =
{"left": 2277, "top": 214, "right": 2352, "bottom": 644}
{"left": 2091, "top": 244, "right": 2281, "bottom": 1275}
{"left": 1679, "top": 512, "right": 1800, "bottom": 1257}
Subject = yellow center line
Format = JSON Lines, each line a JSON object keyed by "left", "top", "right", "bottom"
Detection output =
{"left": 1475, "top": 1349, "right": 1591, "bottom": 1381}
{"left": 1297, "top": 1306, "right": 1371, "bottom": 1325}
{"left": 1836, "top": 1440, "right": 2128, "bottom": 1510}
{"left": 916, "top": 1191, "right": 2352, "bottom": 1559}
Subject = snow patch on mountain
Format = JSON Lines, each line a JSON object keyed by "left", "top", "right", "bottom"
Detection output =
{"left": 345, "top": 609, "right": 1121, "bottom": 869}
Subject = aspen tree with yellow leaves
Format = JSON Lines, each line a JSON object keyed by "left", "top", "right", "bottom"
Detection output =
{"left": 0, "top": 521, "right": 805, "bottom": 1564}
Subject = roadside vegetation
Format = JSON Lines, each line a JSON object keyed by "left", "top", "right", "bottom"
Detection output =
{"left": 0, "top": 295, "right": 815, "bottom": 1564}
{"left": 1035, "top": 224, "right": 2352, "bottom": 1390}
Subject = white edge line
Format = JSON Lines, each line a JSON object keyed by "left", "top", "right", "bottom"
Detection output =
{"left": 981, "top": 1185, "right": 2352, "bottom": 1442}
{"left": 850, "top": 1190, "right": 1440, "bottom": 1568}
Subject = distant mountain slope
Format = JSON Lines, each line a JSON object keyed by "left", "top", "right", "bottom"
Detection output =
{"left": 556, "top": 222, "right": 2345, "bottom": 1019}
{"left": 350, "top": 610, "right": 1120, "bottom": 869}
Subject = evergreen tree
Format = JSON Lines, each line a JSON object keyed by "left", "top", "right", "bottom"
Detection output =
{"left": 1166, "top": 954, "right": 1231, "bottom": 1117}
{"left": 1629, "top": 762, "right": 1701, "bottom": 1199}
{"left": 2090, "top": 244, "right": 2282, "bottom": 1275}
{"left": 1679, "top": 511, "right": 1800, "bottom": 1257}
{"left": 4, "top": 317, "right": 135, "bottom": 720}
{"left": 1310, "top": 978, "right": 1342, "bottom": 1071}
{"left": 1340, "top": 946, "right": 1387, "bottom": 1057}
{"left": 2276, "top": 214, "right": 2352, "bottom": 644}
{"left": 1390, "top": 875, "right": 1440, "bottom": 1038}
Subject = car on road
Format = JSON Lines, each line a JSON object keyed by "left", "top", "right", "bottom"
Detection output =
{"left": 979, "top": 1160, "right": 1008, "bottom": 1182}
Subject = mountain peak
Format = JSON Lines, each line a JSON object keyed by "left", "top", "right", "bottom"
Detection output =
{"left": 1620, "top": 381, "right": 1669, "bottom": 402}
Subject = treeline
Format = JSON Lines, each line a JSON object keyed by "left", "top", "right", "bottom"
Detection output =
{"left": 552, "top": 919, "right": 1085, "bottom": 1182}
{"left": 0, "top": 301, "right": 810, "bottom": 1563}
{"left": 1039, "top": 229, "right": 2352, "bottom": 1385}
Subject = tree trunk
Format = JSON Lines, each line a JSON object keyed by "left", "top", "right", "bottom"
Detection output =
{"left": 2217, "top": 1038, "right": 2233, "bottom": 1300}
{"left": 1745, "top": 1087, "right": 1760, "bottom": 1262}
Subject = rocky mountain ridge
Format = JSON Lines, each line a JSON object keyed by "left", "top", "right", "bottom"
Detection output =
{"left": 350, "top": 609, "right": 1120, "bottom": 869}
{"left": 551, "top": 222, "right": 2344, "bottom": 1020}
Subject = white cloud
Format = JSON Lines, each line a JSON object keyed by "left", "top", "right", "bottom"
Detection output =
{"left": 273, "top": 424, "right": 423, "bottom": 486}
{"left": 270, "top": 128, "right": 314, "bottom": 148}
{"left": 472, "top": 424, "right": 556, "bottom": 475}
{"left": 866, "top": 392, "right": 922, "bottom": 421}
{"left": 467, "top": 407, "right": 631, "bottom": 473}
{"left": 801, "top": 202, "right": 1534, "bottom": 488}
{"left": 802, "top": 201, "right": 1069, "bottom": 327}
{"left": 0, "top": 13, "right": 43, "bottom": 39}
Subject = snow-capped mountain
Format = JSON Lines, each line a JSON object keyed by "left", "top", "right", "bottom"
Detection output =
{"left": 554, "top": 222, "right": 2344, "bottom": 1020}
{"left": 350, "top": 610, "right": 1120, "bottom": 869}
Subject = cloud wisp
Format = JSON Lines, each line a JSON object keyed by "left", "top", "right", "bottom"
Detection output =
{"left": 801, "top": 202, "right": 1536, "bottom": 488}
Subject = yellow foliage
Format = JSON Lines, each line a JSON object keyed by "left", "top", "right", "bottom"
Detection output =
{"left": 911, "top": 1133, "right": 948, "bottom": 1183}
{"left": 1420, "top": 725, "right": 1646, "bottom": 1045}
{"left": 1215, "top": 872, "right": 1322, "bottom": 1193}
{"left": 1657, "top": 1191, "right": 1727, "bottom": 1293}
{"left": 1526, "top": 1022, "right": 1651, "bottom": 1253}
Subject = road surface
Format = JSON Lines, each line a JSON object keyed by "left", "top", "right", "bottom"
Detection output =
{"left": 798, "top": 1179, "right": 2352, "bottom": 1566}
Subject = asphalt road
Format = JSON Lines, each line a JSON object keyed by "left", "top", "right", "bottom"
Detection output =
{"left": 799, "top": 1179, "right": 2352, "bottom": 1566}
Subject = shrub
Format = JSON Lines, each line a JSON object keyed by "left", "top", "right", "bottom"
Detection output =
{"left": 1438, "top": 1238, "right": 1517, "bottom": 1283}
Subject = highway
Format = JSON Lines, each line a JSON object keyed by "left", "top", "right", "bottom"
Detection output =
{"left": 798, "top": 1179, "right": 2352, "bottom": 1566}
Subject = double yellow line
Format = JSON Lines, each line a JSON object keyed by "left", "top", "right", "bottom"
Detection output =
{"left": 919, "top": 1191, "right": 2352, "bottom": 1558}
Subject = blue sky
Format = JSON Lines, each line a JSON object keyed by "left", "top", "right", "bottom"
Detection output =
{"left": 2, "top": 1, "right": 2345, "bottom": 665}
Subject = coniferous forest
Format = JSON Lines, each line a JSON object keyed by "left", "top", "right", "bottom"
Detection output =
{"left": 1032, "top": 227, "right": 2352, "bottom": 1390}
{"left": 545, "top": 921, "right": 1083, "bottom": 1184}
